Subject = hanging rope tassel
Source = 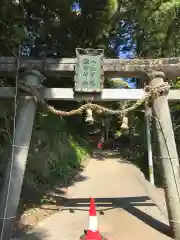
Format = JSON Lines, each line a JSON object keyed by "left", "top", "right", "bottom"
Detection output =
{"left": 121, "top": 115, "right": 129, "bottom": 135}
{"left": 121, "top": 116, "right": 129, "bottom": 130}
{"left": 85, "top": 108, "right": 94, "bottom": 124}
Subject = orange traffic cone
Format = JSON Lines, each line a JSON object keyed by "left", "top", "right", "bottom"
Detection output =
{"left": 80, "top": 197, "right": 109, "bottom": 240}
{"left": 85, "top": 197, "right": 102, "bottom": 240}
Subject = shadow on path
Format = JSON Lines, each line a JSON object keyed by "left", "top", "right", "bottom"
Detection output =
{"left": 45, "top": 196, "right": 171, "bottom": 238}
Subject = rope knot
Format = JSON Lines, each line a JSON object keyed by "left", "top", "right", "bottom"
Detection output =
{"left": 144, "top": 82, "right": 170, "bottom": 100}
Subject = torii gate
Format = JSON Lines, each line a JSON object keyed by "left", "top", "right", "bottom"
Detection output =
{"left": 0, "top": 50, "right": 180, "bottom": 239}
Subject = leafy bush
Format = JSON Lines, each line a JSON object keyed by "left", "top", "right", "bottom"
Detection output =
{"left": 0, "top": 108, "right": 90, "bottom": 197}
{"left": 23, "top": 112, "right": 90, "bottom": 193}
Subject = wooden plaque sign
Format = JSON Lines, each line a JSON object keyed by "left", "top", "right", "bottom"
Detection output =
{"left": 74, "top": 48, "right": 104, "bottom": 92}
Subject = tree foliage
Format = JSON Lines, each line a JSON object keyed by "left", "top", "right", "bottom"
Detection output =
{"left": 0, "top": 0, "right": 123, "bottom": 57}
{"left": 124, "top": 0, "right": 180, "bottom": 57}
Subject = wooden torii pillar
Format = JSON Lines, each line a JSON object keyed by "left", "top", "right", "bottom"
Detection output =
{"left": 149, "top": 71, "right": 180, "bottom": 239}
{"left": 0, "top": 70, "right": 44, "bottom": 240}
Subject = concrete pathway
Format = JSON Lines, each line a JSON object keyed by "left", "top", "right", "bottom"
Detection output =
{"left": 22, "top": 152, "right": 173, "bottom": 240}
